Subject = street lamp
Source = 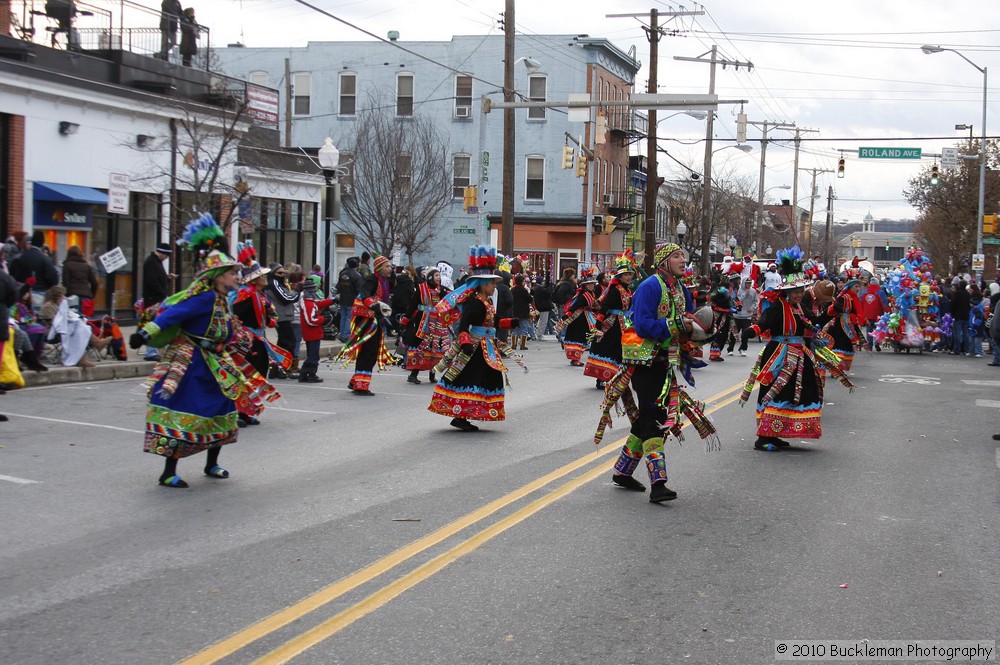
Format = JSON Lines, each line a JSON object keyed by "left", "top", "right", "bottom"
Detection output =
{"left": 713, "top": 144, "right": 753, "bottom": 155}
{"left": 955, "top": 123, "right": 974, "bottom": 141}
{"left": 727, "top": 235, "right": 738, "bottom": 258}
{"left": 656, "top": 110, "right": 709, "bottom": 125}
{"left": 922, "top": 44, "right": 987, "bottom": 284}
{"left": 317, "top": 137, "right": 341, "bottom": 287}
{"left": 765, "top": 244, "right": 773, "bottom": 256}
{"left": 676, "top": 219, "right": 687, "bottom": 247}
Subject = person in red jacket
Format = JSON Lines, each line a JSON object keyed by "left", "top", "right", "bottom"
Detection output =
{"left": 298, "top": 276, "right": 334, "bottom": 383}
{"left": 860, "top": 277, "right": 888, "bottom": 351}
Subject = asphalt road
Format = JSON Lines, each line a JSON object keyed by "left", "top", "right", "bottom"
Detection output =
{"left": 1, "top": 341, "right": 997, "bottom": 665}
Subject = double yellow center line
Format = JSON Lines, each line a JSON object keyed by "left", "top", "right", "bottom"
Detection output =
{"left": 180, "top": 381, "right": 746, "bottom": 665}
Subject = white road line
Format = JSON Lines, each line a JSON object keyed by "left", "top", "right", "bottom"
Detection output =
{"left": 963, "top": 380, "right": 1000, "bottom": 386}
{"left": 976, "top": 400, "right": 1000, "bottom": 409}
{"left": 278, "top": 384, "right": 427, "bottom": 398}
{"left": 269, "top": 406, "right": 340, "bottom": 415}
{"left": 3, "top": 413, "right": 145, "bottom": 434}
{"left": 0, "top": 474, "right": 41, "bottom": 485}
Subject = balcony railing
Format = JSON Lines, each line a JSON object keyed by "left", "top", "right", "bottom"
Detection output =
{"left": 9, "top": 0, "right": 211, "bottom": 69}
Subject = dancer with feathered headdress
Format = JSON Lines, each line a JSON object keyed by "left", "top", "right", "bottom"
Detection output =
{"left": 739, "top": 246, "right": 854, "bottom": 451}
{"left": 427, "top": 245, "right": 526, "bottom": 431}
{"left": 128, "top": 215, "right": 281, "bottom": 488}
{"left": 555, "top": 265, "right": 600, "bottom": 366}
{"left": 583, "top": 250, "right": 635, "bottom": 389}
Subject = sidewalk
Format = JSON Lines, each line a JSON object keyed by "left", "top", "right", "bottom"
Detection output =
{"left": 23, "top": 323, "right": 344, "bottom": 388}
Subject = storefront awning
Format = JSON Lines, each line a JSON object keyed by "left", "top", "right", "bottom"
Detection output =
{"left": 33, "top": 181, "right": 108, "bottom": 205}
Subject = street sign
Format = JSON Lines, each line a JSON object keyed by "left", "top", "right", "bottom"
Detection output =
{"left": 453, "top": 227, "right": 476, "bottom": 234}
{"left": 972, "top": 253, "right": 985, "bottom": 271}
{"left": 99, "top": 246, "right": 127, "bottom": 273}
{"left": 481, "top": 151, "right": 489, "bottom": 183}
{"left": 983, "top": 238, "right": 1000, "bottom": 245}
{"left": 858, "top": 147, "right": 922, "bottom": 159}
{"left": 466, "top": 206, "right": 478, "bottom": 214}
{"left": 941, "top": 147, "right": 959, "bottom": 169}
{"left": 108, "top": 173, "right": 130, "bottom": 214}
{"left": 568, "top": 93, "right": 590, "bottom": 122}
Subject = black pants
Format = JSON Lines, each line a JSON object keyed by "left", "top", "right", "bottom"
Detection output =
{"left": 276, "top": 320, "right": 295, "bottom": 354}
{"left": 628, "top": 361, "right": 669, "bottom": 442}
{"left": 728, "top": 318, "right": 752, "bottom": 352}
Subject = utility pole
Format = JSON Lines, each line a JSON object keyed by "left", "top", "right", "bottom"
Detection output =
{"left": 803, "top": 167, "right": 833, "bottom": 256}
{"left": 284, "top": 57, "right": 292, "bottom": 148}
{"left": 500, "top": 0, "right": 515, "bottom": 256}
{"left": 789, "top": 127, "right": 819, "bottom": 247}
{"left": 824, "top": 184, "right": 835, "bottom": 270}
{"left": 674, "top": 47, "right": 753, "bottom": 272}
{"left": 748, "top": 119, "right": 794, "bottom": 251}
{"left": 608, "top": 6, "right": 703, "bottom": 269}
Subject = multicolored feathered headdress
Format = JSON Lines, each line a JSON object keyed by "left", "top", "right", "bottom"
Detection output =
{"left": 578, "top": 265, "right": 598, "bottom": 285}
{"left": 467, "top": 245, "right": 502, "bottom": 281}
{"left": 612, "top": 249, "right": 636, "bottom": 277}
{"left": 236, "top": 240, "right": 270, "bottom": 284}
{"left": 180, "top": 213, "right": 239, "bottom": 277}
{"left": 774, "top": 245, "right": 810, "bottom": 289}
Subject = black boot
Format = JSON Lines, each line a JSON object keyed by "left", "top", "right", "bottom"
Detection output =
{"left": 450, "top": 417, "right": 479, "bottom": 432}
{"left": 428, "top": 371, "right": 437, "bottom": 384}
{"left": 596, "top": 379, "right": 605, "bottom": 389}
{"left": 407, "top": 369, "right": 422, "bottom": 384}
{"left": 21, "top": 348, "right": 48, "bottom": 372}
{"left": 612, "top": 474, "right": 645, "bottom": 492}
{"left": 648, "top": 481, "right": 677, "bottom": 503}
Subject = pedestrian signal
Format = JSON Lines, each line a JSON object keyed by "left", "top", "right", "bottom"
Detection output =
{"left": 837, "top": 157, "right": 845, "bottom": 179}
{"left": 562, "top": 145, "right": 574, "bottom": 169}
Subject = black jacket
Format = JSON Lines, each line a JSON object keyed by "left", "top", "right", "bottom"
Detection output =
{"left": 951, "top": 287, "right": 971, "bottom": 320}
{"left": 552, "top": 280, "right": 576, "bottom": 310}
{"left": 142, "top": 252, "right": 170, "bottom": 305}
{"left": 511, "top": 285, "right": 533, "bottom": 319}
{"left": 532, "top": 283, "right": 553, "bottom": 312}
{"left": 10, "top": 247, "right": 58, "bottom": 290}
{"left": 337, "top": 266, "right": 362, "bottom": 305}
{"left": 0, "top": 271, "right": 16, "bottom": 341}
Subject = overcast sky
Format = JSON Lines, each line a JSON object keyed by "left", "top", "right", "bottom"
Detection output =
{"left": 188, "top": 0, "right": 999, "bottom": 226}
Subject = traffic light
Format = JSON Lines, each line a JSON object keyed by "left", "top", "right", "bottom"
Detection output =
{"left": 462, "top": 186, "right": 477, "bottom": 212}
{"left": 576, "top": 150, "right": 588, "bottom": 178}
{"left": 837, "top": 157, "right": 845, "bottom": 178}
{"left": 561, "top": 144, "right": 574, "bottom": 169}
{"left": 604, "top": 215, "right": 617, "bottom": 234}
{"left": 595, "top": 111, "right": 607, "bottom": 145}
{"left": 983, "top": 214, "right": 998, "bottom": 235}
{"left": 930, "top": 164, "right": 940, "bottom": 186}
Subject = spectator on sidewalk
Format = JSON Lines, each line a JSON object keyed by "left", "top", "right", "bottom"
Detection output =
{"left": 336, "top": 257, "right": 362, "bottom": 342}
{"left": 61, "top": 245, "right": 99, "bottom": 316}
{"left": 140, "top": 243, "right": 174, "bottom": 360}
{"left": 10, "top": 231, "right": 58, "bottom": 307}
{"left": 950, "top": 280, "right": 971, "bottom": 355}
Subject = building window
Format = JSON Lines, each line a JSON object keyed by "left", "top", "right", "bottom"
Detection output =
{"left": 525, "top": 156, "right": 544, "bottom": 200}
{"left": 397, "top": 74, "right": 414, "bottom": 117}
{"left": 397, "top": 153, "right": 412, "bottom": 195}
{"left": 249, "top": 71, "right": 268, "bottom": 86}
{"left": 339, "top": 73, "right": 357, "bottom": 116}
{"left": 292, "top": 72, "right": 311, "bottom": 116}
{"left": 452, "top": 154, "right": 471, "bottom": 198}
{"left": 528, "top": 75, "right": 546, "bottom": 120}
{"left": 455, "top": 75, "right": 473, "bottom": 117}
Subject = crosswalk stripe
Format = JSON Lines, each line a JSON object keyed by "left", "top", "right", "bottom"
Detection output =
{"left": 975, "top": 400, "right": 1000, "bottom": 408}
{"left": 963, "top": 380, "right": 1000, "bottom": 386}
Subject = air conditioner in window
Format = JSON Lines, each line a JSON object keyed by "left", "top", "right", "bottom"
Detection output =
{"left": 602, "top": 194, "right": 614, "bottom": 206}
{"left": 455, "top": 106, "right": 472, "bottom": 118}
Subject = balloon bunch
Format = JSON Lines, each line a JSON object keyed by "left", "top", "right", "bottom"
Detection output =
{"left": 940, "top": 314, "right": 953, "bottom": 337}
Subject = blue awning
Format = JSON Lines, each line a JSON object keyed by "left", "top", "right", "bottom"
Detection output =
{"left": 33, "top": 181, "right": 109, "bottom": 205}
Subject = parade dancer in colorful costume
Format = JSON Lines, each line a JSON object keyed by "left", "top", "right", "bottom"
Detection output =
{"left": 402, "top": 267, "right": 451, "bottom": 384}
{"left": 128, "top": 215, "right": 281, "bottom": 488}
{"left": 230, "top": 242, "right": 292, "bottom": 426}
{"left": 825, "top": 278, "right": 865, "bottom": 373}
{"left": 740, "top": 246, "right": 854, "bottom": 451}
{"left": 594, "top": 243, "right": 720, "bottom": 504}
{"left": 584, "top": 251, "right": 635, "bottom": 389}
{"left": 428, "top": 245, "right": 526, "bottom": 432}
{"left": 707, "top": 287, "right": 734, "bottom": 362}
{"left": 337, "top": 253, "right": 397, "bottom": 396}
{"left": 556, "top": 266, "right": 599, "bottom": 367}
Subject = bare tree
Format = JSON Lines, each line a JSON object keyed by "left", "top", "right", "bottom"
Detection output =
{"left": 905, "top": 138, "right": 1000, "bottom": 273}
{"left": 338, "top": 96, "right": 452, "bottom": 262}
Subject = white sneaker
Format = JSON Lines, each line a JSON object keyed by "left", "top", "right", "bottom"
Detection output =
{"left": 739, "top": 350, "right": 747, "bottom": 357}
{"left": 726, "top": 351, "right": 734, "bottom": 356}
{"left": 976, "top": 354, "right": 984, "bottom": 358}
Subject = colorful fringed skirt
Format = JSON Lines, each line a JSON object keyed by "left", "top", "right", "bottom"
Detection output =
{"left": 428, "top": 350, "right": 505, "bottom": 421}
{"left": 753, "top": 342, "right": 823, "bottom": 439}
{"left": 144, "top": 351, "right": 238, "bottom": 459}
{"left": 563, "top": 314, "right": 591, "bottom": 363}
{"left": 583, "top": 321, "right": 623, "bottom": 381}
